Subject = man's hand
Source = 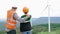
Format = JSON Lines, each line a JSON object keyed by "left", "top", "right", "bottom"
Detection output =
{"left": 26, "top": 15, "right": 30, "bottom": 18}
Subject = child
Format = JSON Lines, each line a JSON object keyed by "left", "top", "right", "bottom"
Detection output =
{"left": 20, "top": 7, "right": 32, "bottom": 34}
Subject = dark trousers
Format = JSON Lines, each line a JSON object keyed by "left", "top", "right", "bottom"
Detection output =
{"left": 7, "top": 30, "right": 16, "bottom": 34}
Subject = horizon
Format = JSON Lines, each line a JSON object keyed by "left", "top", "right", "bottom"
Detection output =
{"left": 0, "top": 17, "right": 60, "bottom": 21}
{"left": 0, "top": 17, "right": 60, "bottom": 20}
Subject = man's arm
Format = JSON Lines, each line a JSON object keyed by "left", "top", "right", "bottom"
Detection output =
{"left": 13, "top": 13, "right": 26, "bottom": 23}
{"left": 21, "top": 15, "right": 31, "bottom": 21}
{"left": 25, "top": 15, "right": 31, "bottom": 21}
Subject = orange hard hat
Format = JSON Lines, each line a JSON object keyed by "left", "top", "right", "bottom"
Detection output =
{"left": 23, "top": 7, "right": 29, "bottom": 12}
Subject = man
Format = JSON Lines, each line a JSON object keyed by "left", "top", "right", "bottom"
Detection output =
{"left": 20, "top": 7, "right": 32, "bottom": 34}
{"left": 5, "top": 7, "right": 25, "bottom": 34}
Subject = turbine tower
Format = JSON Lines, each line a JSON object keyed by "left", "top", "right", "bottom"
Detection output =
{"left": 47, "top": 0, "right": 51, "bottom": 32}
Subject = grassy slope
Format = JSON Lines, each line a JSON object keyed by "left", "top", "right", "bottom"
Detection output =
{"left": 32, "top": 23, "right": 60, "bottom": 34}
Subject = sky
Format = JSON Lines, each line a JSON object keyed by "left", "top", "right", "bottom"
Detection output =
{"left": 0, "top": 0, "right": 60, "bottom": 19}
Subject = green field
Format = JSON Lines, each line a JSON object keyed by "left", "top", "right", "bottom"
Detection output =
{"left": 0, "top": 23, "right": 60, "bottom": 34}
{"left": 32, "top": 23, "right": 60, "bottom": 34}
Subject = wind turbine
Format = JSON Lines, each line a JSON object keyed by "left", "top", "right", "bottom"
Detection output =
{"left": 39, "top": 0, "right": 51, "bottom": 32}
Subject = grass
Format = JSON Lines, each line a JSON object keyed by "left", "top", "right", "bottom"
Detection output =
{"left": 0, "top": 30, "right": 59, "bottom": 34}
{"left": 36, "top": 30, "right": 60, "bottom": 34}
{"left": 32, "top": 23, "right": 60, "bottom": 34}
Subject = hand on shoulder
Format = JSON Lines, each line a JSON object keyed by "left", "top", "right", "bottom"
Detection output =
{"left": 26, "top": 14, "right": 31, "bottom": 18}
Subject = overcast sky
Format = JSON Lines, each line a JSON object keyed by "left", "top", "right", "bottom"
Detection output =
{"left": 0, "top": 0, "right": 60, "bottom": 19}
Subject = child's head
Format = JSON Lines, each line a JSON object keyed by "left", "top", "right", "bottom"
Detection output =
{"left": 23, "top": 7, "right": 29, "bottom": 14}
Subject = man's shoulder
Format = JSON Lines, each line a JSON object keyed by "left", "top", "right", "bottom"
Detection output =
{"left": 8, "top": 9, "right": 11, "bottom": 11}
{"left": 7, "top": 10, "right": 12, "bottom": 13}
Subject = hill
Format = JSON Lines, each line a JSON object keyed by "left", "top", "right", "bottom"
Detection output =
{"left": 32, "top": 17, "right": 60, "bottom": 25}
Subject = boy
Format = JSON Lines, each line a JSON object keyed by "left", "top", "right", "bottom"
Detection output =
{"left": 20, "top": 7, "right": 32, "bottom": 34}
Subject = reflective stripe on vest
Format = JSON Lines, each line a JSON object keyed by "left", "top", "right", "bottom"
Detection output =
{"left": 25, "top": 21, "right": 30, "bottom": 22}
{"left": 7, "top": 22, "right": 16, "bottom": 26}
{"left": 7, "top": 18, "right": 16, "bottom": 22}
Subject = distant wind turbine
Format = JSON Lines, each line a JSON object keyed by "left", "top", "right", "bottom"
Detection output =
{"left": 39, "top": 0, "right": 51, "bottom": 32}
